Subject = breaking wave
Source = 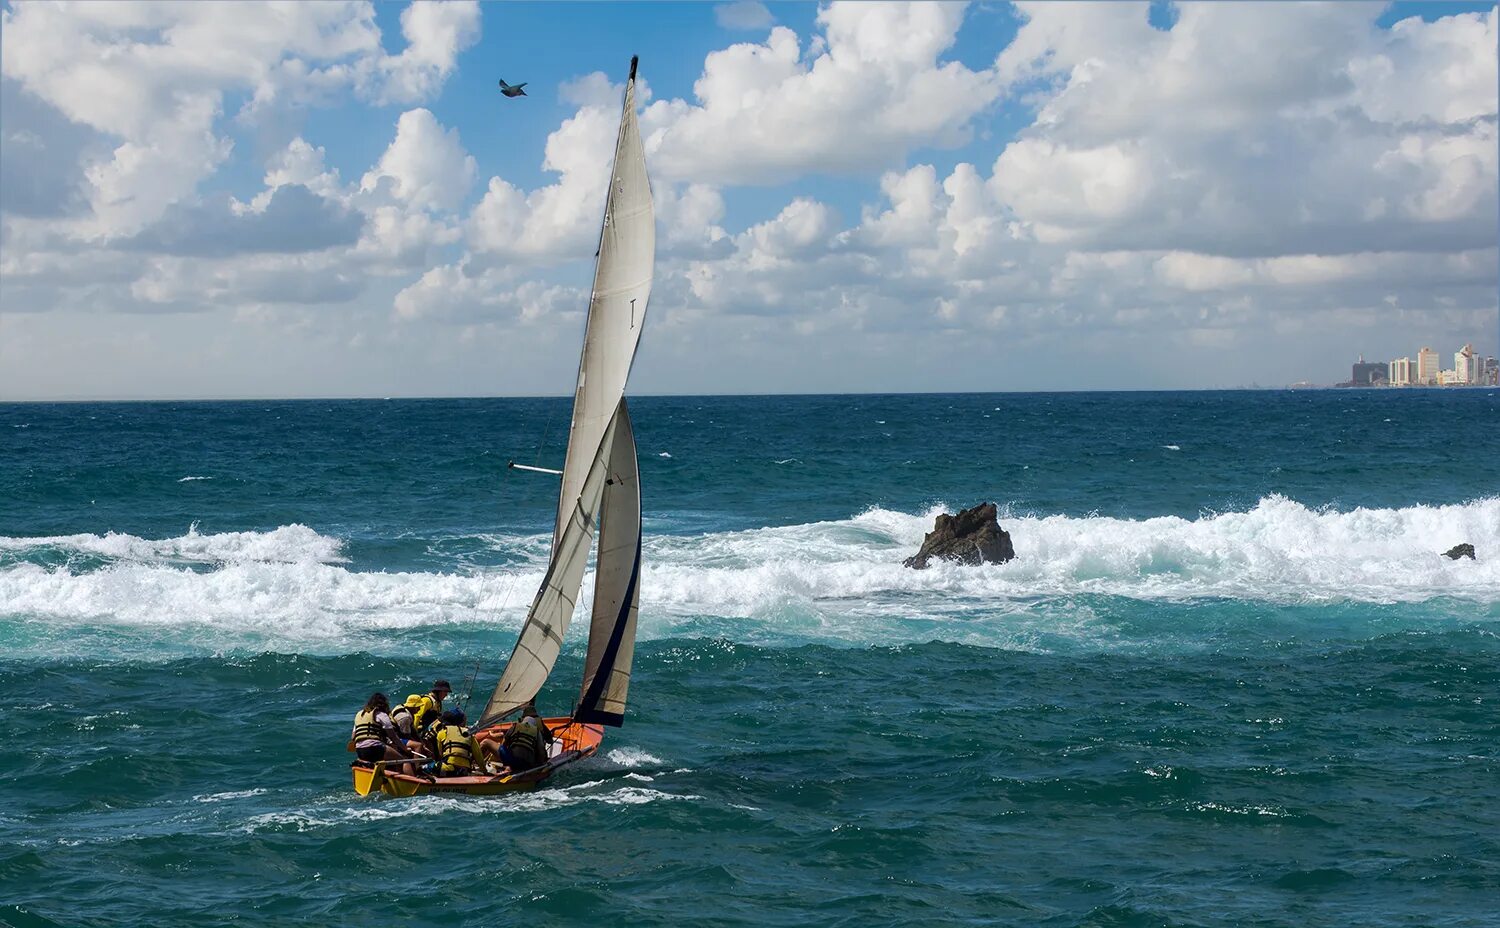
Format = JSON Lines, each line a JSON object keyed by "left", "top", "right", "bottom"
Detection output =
{"left": 645, "top": 495, "right": 1500, "bottom": 610}
{"left": 0, "top": 523, "right": 344, "bottom": 565}
{"left": 1, "top": 496, "right": 1496, "bottom": 655}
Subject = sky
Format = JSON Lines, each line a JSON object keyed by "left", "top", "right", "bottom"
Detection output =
{"left": 0, "top": 0, "right": 1496, "bottom": 400}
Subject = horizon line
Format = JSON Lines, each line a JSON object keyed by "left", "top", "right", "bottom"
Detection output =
{"left": 4, "top": 384, "right": 1485, "bottom": 404}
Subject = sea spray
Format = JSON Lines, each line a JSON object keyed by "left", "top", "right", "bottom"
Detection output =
{"left": 3, "top": 496, "right": 1496, "bottom": 659}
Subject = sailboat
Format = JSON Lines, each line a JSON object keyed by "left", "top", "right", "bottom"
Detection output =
{"left": 354, "top": 55, "right": 653, "bottom": 798}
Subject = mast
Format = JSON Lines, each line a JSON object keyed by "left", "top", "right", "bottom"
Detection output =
{"left": 480, "top": 56, "right": 653, "bottom": 727}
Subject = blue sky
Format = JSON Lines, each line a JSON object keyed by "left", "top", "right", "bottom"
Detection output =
{"left": 1, "top": 1, "right": 1496, "bottom": 399}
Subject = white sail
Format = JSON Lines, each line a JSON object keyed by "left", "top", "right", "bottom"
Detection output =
{"left": 482, "top": 57, "right": 652, "bottom": 727}
{"left": 555, "top": 57, "right": 653, "bottom": 547}
{"left": 482, "top": 408, "right": 622, "bottom": 724}
{"left": 574, "top": 399, "right": 640, "bottom": 726}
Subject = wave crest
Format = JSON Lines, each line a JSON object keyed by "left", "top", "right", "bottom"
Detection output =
{"left": 2, "top": 497, "right": 1496, "bottom": 654}
{"left": 0, "top": 523, "right": 344, "bottom": 565}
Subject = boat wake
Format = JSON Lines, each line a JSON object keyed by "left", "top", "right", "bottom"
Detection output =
{"left": 241, "top": 777, "right": 703, "bottom": 834}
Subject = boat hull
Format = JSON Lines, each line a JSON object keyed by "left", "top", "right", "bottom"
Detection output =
{"left": 352, "top": 717, "right": 602, "bottom": 797}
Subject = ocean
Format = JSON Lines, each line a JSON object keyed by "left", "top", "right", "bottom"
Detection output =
{"left": 2, "top": 390, "right": 1497, "bottom": 927}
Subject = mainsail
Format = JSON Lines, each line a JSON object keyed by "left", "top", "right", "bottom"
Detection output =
{"left": 481, "top": 56, "right": 652, "bottom": 729}
{"left": 555, "top": 56, "right": 654, "bottom": 548}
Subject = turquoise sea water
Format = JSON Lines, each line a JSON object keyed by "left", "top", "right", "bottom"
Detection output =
{"left": 2, "top": 391, "right": 1498, "bottom": 927}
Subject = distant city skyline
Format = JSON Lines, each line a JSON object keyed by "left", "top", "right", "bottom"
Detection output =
{"left": 1, "top": 2, "right": 1496, "bottom": 400}
{"left": 1341, "top": 338, "right": 1499, "bottom": 388}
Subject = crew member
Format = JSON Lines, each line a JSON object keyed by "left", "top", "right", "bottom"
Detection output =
{"left": 406, "top": 679, "right": 452, "bottom": 733}
{"left": 492, "top": 701, "right": 554, "bottom": 773}
{"left": 434, "top": 708, "right": 480, "bottom": 777}
{"left": 350, "top": 692, "right": 417, "bottom": 772}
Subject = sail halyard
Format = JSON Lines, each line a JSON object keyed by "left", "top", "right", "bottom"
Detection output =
{"left": 481, "top": 56, "right": 653, "bottom": 729}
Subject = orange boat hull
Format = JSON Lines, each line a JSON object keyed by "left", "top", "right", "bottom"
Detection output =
{"left": 352, "top": 717, "right": 604, "bottom": 797}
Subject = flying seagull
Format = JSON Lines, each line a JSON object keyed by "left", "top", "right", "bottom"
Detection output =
{"left": 498, "top": 79, "right": 527, "bottom": 98}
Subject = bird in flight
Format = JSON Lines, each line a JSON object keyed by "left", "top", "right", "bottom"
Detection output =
{"left": 498, "top": 79, "right": 527, "bottom": 98}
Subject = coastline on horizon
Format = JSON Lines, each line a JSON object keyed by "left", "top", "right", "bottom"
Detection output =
{"left": 1327, "top": 340, "right": 1499, "bottom": 390}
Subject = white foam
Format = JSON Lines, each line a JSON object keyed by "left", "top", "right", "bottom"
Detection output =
{"left": 177, "top": 476, "right": 214, "bottom": 483}
{"left": 657, "top": 452, "right": 672, "bottom": 458}
{"left": 239, "top": 781, "right": 700, "bottom": 832}
{"left": 2, "top": 497, "right": 1497, "bottom": 653}
{"left": 195, "top": 788, "right": 268, "bottom": 803}
{"left": 0, "top": 558, "right": 541, "bottom": 644}
{"left": 638, "top": 496, "right": 1500, "bottom": 613}
{"left": 605, "top": 747, "right": 664, "bottom": 768}
{"left": 0, "top": 523, "right": 344, "bottom": 565}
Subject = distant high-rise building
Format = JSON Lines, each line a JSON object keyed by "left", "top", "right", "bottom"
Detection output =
{"left": 1484, "top": 357, "right": 1500, "bottom": 386}
{"left": 1417, "top": 346, "right": 1440, "bottom": 385}
{"left": 1454, "top": 344, "right": 1479, "bottom": 384}
{"left": 1389, "top": 357, "right": 1413, "bottom": 386}
{"left": 1351, "top": 355, "right": 1387, "bottom": 386}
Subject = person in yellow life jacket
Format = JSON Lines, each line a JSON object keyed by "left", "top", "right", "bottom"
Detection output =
{"left": 432, "top": 708, "right": 480, "bottom": 777}
{"left": 406, "top": 679, "right": 451, "bottom": 733}
{"left": 390, "top": 694, "right": 427, "bottom": 752}
{"left": 349, "top": 692, "right": 418, "bottom": 773}
{"left": 487, "top": 700, "right": 554, "bottom": 773}
{"left": 396, "top": 679, "right": 451, "bottom": 755}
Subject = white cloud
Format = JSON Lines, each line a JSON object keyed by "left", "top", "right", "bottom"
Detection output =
{"left": 466, "top": 91, "right": 622, "bottom": 260}
{"left": 1, "top": 1, "right": 1494, "bottom": 398}
{"left": 644, "top": 2, "right": 998, "bottom": 185}
{"left": 393, "top": 260, "right": 584, "bottom": 322}
{"left": 0, "top": 1, "right": 477, "bottom": 237}
{"left": 715, "top": 1, "right": 774, "bottom": 32}
{"left": 1349, "top": 9, "right": 1498, "bottom": 124}
{"left": 371, "top": 1, "right": 483, "bottom": 105}
{"left": 985, "top": 3, "right": 1499, "bottom": 257}
{"left": 360, "top": 108, "right": 477, "bottom": 213}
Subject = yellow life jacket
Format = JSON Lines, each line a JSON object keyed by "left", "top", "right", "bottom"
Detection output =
{"left": 406, "top": 693, "right": 441, "bottom": 732}
{"left": 352, "top": 709, "right": 385, "bottom": 745}
{"left": 436, "top": 724, "right": 475, "bottom": 774}
{"left": 390, "top": 700, "right": 420, "bottom": 738}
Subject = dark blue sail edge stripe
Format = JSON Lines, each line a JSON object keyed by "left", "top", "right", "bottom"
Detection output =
{"left": 574, "top": 530, "right": 641, "bottom": 727}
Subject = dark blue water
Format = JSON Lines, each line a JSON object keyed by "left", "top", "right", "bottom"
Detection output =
{"left": 2, "top": 391, "right": 1497, "bottom": 927}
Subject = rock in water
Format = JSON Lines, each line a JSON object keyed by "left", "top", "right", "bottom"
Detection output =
{"left": 903, "top": 502, "right": 1015, "bottom": 569}
{"left": 1443, "top": 543, "right": 1476, "bottom": 560}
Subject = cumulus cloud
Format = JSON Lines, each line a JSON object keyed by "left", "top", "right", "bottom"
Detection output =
{"left": 0, "top": 0, "right": 478, "bottom": 237}
{"left": 1, "top": 1, "right": 1495, "bottom": 398}
{"left": 393, "top": 260, "right": 585, "bottom": 322}
{"left": 716, "top": 1, "right": 774, "bottom": 32}
{"left": 987, "top": 3, "right": 1498, "bottom": 257}
{"left": 360, "top": 108, "right": 477, "bottom": 213}
{"left": 466, "top": 82, "right": 624, "bottom": 260}
{"left": 645, "top": 2, "right": 999, "bottom": 184}
{"left": 0, "top": 79, "right": 102, "bottom": 219}
{"left": 123, "top": 186, "right": 363, "bottom": 257}
{"left": 372, "top": 1, "right": 482, "bottom": 105}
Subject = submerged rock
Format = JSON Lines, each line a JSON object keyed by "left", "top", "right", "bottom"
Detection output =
{"left": 903, "top": 502, "right": 1015, "bottom": 569}
{"left": 1443, "top": 543, "right": 1476, "bottom": 560}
